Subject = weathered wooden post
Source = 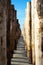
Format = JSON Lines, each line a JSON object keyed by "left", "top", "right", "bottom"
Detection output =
{"left": 10, "top": 5, "right": 15, "bottom": 58}
{"left": 14, "top": 19, "right": 21, "bottom": 49}
{"left": 32, "top": 0, "right": 43, "bottom": 65}
{"left": 31, "top": 0, "right": 35, "bottom": 65}
{"left": 0, "top": 1, "right": 4, "bottom": 65}
{"left": 0, "top": 0, "right": 11, "bottom": 65}
{"left": 22, "top": 26, "right": 27, "bottom": 51}
{"left": 24, "top": 2, "right": 32, "bottom": 63}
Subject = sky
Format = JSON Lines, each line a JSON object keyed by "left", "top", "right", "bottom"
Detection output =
{"left": 11, "top": 0, "right": 31, "bottom": 30}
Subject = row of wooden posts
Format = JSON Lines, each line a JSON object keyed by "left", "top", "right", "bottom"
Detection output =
{"left": 22, "top": 1, "right": 43, "bottom": 65}
{"left": 0, "top": 0, "right": 21, "bottom": 65}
